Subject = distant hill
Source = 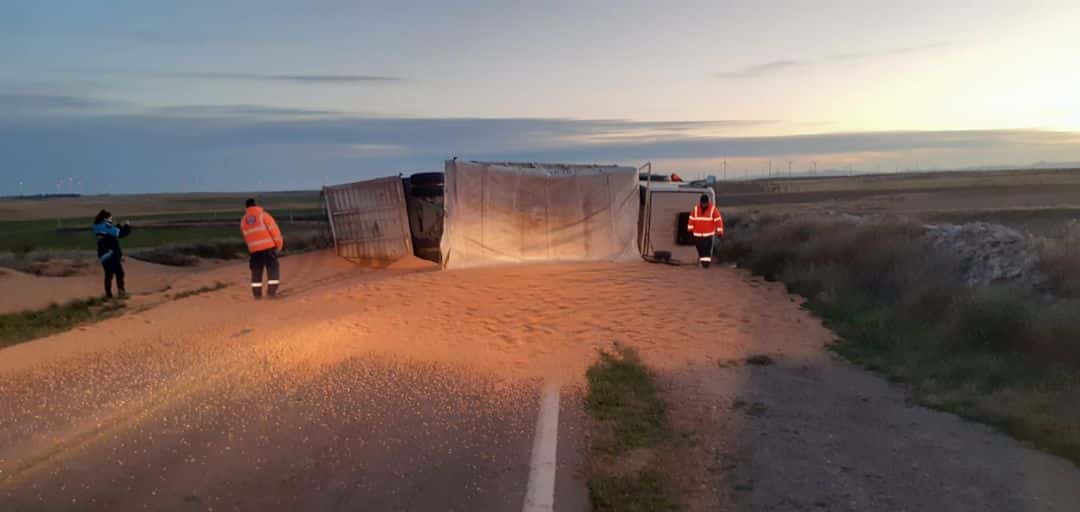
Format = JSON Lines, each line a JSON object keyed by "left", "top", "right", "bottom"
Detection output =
{"left": 3, "top": 194, "right": 83, "bottom": 200}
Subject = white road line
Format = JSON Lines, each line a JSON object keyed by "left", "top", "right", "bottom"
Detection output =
{"left": 522, "top": 381, "right": 561, "bottom": 512}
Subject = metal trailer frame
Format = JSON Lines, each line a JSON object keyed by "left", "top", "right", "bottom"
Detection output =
{"left": 639, "top": 179, "right": 715, "bottom": 263}
{"left": 322, "top": 176, "right": 414, "bottom": 262}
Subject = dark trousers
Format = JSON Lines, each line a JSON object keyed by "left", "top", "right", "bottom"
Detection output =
{"left": 695, "top": 236, "right": 714, "bottom": 268}
{"left": 249, "top": 249, "right": 280, "bottom": 298}
{"left": 102, "top": 257, "right": 125, "bottom": 297}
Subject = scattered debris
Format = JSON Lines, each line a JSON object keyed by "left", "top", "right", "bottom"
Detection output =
{"left": 716, "top": 358, "right": 742, "bottom": 368}
{"left": 745, "top": 354, "right": 775, "bottom": 366}
{"left": 731, "top": 399, "right": 768, "bottom": 417}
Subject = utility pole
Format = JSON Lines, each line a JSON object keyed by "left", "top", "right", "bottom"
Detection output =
{"left": 787, "top": 160, "right": 793, "bottom": 177}
{"left": 722, "top": 160, "right": 727, "bottom": 180}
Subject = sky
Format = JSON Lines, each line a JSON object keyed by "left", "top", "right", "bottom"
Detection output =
{"left": 2, "top": 0, "right": 1079, "bottom": 194}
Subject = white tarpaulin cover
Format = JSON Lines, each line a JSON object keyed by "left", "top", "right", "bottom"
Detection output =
{"left": 441, "top": 160, "right": 641, "bottom": 269}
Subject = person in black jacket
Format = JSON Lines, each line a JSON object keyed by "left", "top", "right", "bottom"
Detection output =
{"left": 92, "top": 209, "right": 132, "bottom": 298}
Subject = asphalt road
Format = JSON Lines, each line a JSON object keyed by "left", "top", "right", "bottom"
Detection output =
{"left": 1, "top": 353, "right": 589, "bottom": 511}
{"left": 0, "top": 258, "right": 591, "bottom": 511}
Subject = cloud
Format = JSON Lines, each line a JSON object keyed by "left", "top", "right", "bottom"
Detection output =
{"left": 152, "top": 104, "right": 343, "bottom": 117}
{"left": 715, "top": 42, "right": 949, "bottom": 79}
{"left": 714, "top": 60, "right": 805, "bottom": 79}
{"left": 2, "top": 103, "right": 1078, "bottom": 193}
{"left": 111, "top": 31, "right": 184, "bottom": 44}
{"left": 828, "top": 42, "right": 951, "bottom": 62}
{"left": 128, "top": 70, "right": 403, "bottom": 84}
{"left": 0, "top": 92, "right": 111, "bottom": 113}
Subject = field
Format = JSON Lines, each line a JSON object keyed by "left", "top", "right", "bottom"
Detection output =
{"left": 0, "top": 191, "right": 329, "bottom": 271}
{"left": 715, "top": 167, "right": 1080, "bottom": 236}
{"left": 0, "top": 190, "right": 322, "bottom": 222}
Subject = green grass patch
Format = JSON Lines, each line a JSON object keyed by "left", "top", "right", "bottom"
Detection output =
{"left": 0, "top": 297, "right": 126, "bottom": 348}
{"left": 585, "top": 347, "right": 676, "bottom": 511}
{"left": 169, "top": 281, "right": 229, "bottom": 300}
{"left": 0, "top": 209, "right": 326, "bottom": 253}
{"left": 130, "top": 231, "right": 332, "bottom": 267}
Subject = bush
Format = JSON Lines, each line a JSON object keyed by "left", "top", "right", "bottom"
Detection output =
{"left": 949, "top": 288, "right": 1034, "bottom": 353}
{"left": 283, "top": 231, "right": 334, "bottom": 254}
{"left": 1026, "top": 300, "right": 1080, "bottom": 367}
{"left": 1036, "top": 225, "right": 1080, "bottom": 298}
{"left": 188, "top": 240, "right": 247, "bottom": 260}
{"left": 132, "top": 239, "right": 246, "bottom": 266}
{"left": 11, "top": 241, "right": 35, "bottom": 258}
{"left": 131, "top": 248, "right": 201, "bottom": 266}
{"left": 0, "top": 250, "right": 95, "bottom": 275}
{"left": 131, "top": 231, "right": 332, "bottom": 267}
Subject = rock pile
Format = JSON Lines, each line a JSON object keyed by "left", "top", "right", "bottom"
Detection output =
{"left": 924, "top": 222, "right": 1042, "bottom": 288}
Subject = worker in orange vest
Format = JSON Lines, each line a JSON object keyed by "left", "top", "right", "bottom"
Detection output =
{"left": 240, "top": 198, "right": 284, "bottom": 299}
{"left": 687, "top": 193, "right": 724, "bottom": 268}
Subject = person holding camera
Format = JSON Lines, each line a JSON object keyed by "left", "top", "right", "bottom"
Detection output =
{"left": 92, "top": 209, "right": 133, "bottom": 298}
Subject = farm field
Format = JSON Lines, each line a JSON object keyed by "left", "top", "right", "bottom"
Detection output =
{"left": 715, "top": 167, "right": 1080, "bottom": 236}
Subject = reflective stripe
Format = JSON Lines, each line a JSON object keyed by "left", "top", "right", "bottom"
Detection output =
{"left": 267, "top": 280, "right": 280, "bottom": 285}
{"left": 99, "top": 250, "right": 114, "bottom": 262}
{"left": 242, "top": 225, "right": 268, "bottom": 235}
{"left": 689, "top": 216, "right": 711, "bottom": 221}
{"left": 699, "top": 257, "right": 712, "bottom": 262}
{"left": 692, "top": 232, "right": 713, "bottom": 237}
{"left": 248, "top": 238, "right": 275, "bottom": 248}
{"left": 251, "top": 283, "right": 263, "bottom": 288}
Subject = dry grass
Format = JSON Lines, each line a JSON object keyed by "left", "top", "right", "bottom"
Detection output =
{"left": 131, "top": 231, "right": 332, "bottom": 267}
{"left": 0, "top": 250, "right": 95, "bottom": 276}
{"left": 719, "top": 215, "right": 1080, "bottom": 465}
{"left": 169, "top": 281, "right": 229, "bottom": 300}
{"left": 1035, "top": 222, "right": 1080, "bottom": 299}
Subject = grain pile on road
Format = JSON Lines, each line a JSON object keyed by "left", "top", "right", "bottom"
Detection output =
{"left": 1, "top": 251, "right": 1078, "bottom": 510}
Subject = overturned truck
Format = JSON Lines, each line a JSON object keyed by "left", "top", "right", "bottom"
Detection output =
{"left": 323, "top": 160, "right": 715, "bottom": 267}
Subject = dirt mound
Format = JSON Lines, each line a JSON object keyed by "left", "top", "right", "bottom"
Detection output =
{"left": 925, "top": 222, "right": 1042, "bottom": 287}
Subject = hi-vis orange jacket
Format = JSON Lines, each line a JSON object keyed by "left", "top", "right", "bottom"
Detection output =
{"left": 688, "top": 203, "right": 724, "bottom": 238}
{"left": 240, "top": 206, "right": 283, "bottom": 253}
